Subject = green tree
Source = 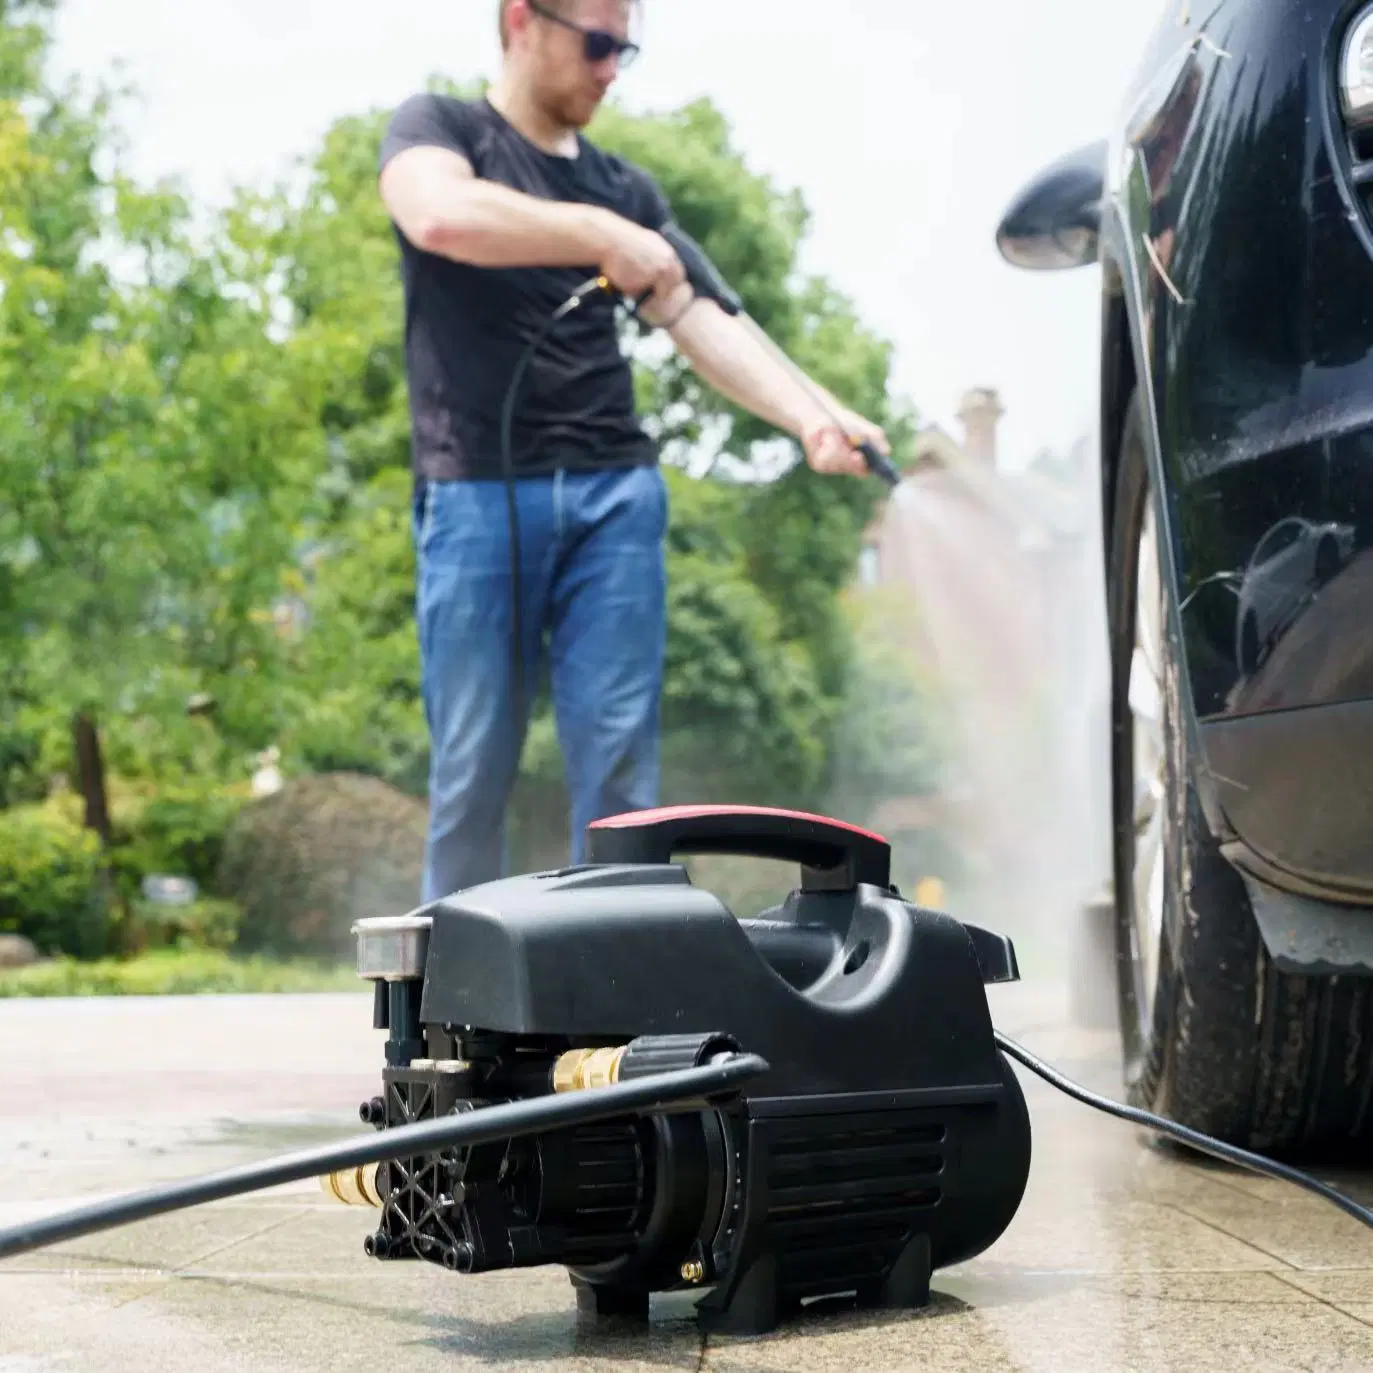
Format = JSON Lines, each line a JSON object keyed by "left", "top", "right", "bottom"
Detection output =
{"left": 0, "top": 1, "right": 325, "bottom": 840}
{"left": 1, "top": 19, "right": 939, "bottom": 902}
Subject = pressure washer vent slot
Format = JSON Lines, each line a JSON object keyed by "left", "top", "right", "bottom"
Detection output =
{"left": 760, "top": 1112, "right": 946, "bottom": 1301}
{"left": 765, "top": 1119, "right": 945, "bottom": 1221}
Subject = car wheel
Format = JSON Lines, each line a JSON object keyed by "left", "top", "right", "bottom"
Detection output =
{"left": 1108, "top": 388, "right": 1373, "bottom": 1158}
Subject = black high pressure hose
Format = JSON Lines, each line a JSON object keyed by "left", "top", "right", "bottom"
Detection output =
{"left": 498, "top": 272, "right": 611, "bottom": 734}
{"left": 0, "top": 1053, "right": 767, "bottom": 1262}
{"left": 2, "top": 1030, "right": 1368, "bottom": 1266}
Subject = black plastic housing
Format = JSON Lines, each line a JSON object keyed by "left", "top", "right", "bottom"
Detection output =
{"left": 365, "top": 808, "right": 1031, "bottom": 1335}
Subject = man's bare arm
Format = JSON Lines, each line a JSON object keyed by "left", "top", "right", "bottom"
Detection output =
{"left": 379, "top": 146, "right": 686, "bottom": 301}
{"left": 652, "top": 289, "right": 889, "bottom": 475}
{"left": 380, "top": 145, "right": 608, "bottom": 267}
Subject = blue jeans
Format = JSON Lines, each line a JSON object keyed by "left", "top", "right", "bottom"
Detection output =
{"left": 413, "top": 464, "right": 668, "bottom": 903}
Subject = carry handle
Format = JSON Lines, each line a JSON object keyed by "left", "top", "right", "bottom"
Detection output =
{"left": 586, "top": 805, "right": 892, "bottom": 892}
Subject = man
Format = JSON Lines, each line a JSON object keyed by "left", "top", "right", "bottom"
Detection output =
{"left": 379, "top": 0, "right": 890, "bottom": 903}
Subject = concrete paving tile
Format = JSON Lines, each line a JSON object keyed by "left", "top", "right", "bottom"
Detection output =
{"left": 705, "top": 1271, "right": 1373, "bottom": 1373}
{"left": 4, "top": 988, "right": 1372, "bottom": 1371}
{"left": 177, "top": 1200, "right": 385, "bottom": 1276}
{"left": 1279, "top": 1269, "right": 1373, "bottom": 1329}
{"left": 9, "top": 1266, "right": 1371, "bottom": 1373}
{"left": 47, "top": 1267, "right": 710, "bottom": 1373}
{"left": 1282, "top": 1271, "right": 1373, "bottom": 1303}
{"left": 1179, "top": 1161, "right": 1373, "bottom": 1211}
{"left": 0, "top": 1273, "right": 288, "bottom": 1372}
{"left": 959, "top": 1188, "right": 1282, "bottom": 1274}
{"left": 1143, "top": 1178, "right": 1373, "bottom": 1272}
{"left": 0, "top": 1201, "right": 318, "bottom": 1275}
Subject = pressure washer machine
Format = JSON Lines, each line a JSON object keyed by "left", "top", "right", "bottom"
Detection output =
{"left": 4, "top": 803, "right": 1368, "bottom": 1335}
{"left": 344, "top": 804, "right": 1031, "bottom": 1334}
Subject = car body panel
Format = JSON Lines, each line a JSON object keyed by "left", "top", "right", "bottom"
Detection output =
{"left": 997, "top": 0, "right": 1373, "bottom": 918}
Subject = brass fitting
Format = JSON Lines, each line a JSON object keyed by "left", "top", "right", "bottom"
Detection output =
{"left": 680, "top": 1260, "right": 705, "bottom": 1284}
{"left": 552, "top": 1045, "right": 627, "bottom": 1093}
{"left": 320, "top": 1161, "right": 381, "bottom": 1208}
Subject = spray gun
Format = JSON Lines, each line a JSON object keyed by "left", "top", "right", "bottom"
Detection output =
{"left": 528, "top": 227, "right": 902, "bottom": 488}
{"left": 497, "top": 225, "right": 902, "bottom": 729}
{"left": 652, "top": 223, "right": 903, "bottom": 489}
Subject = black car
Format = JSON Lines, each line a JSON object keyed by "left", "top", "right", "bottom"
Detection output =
{"left": 996, "top": 0, "right": 1373, "bottom": 1157}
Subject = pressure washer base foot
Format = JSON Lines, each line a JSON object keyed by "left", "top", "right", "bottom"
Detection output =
{"left": 855, "top": 1234, "right": 932, "bottom": 1311}
{"left": 694, "top": 1253, "right": 779, "bottom": 1337}
{"left": 572, "top": 1279, "right": 650, "bottom": 1322}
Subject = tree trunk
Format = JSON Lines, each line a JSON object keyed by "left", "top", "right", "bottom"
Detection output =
{"left": 72, "top": 710, "right": 112, "bottom": 845}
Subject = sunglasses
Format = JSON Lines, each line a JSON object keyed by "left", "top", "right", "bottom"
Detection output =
{"left": 526, "top": 0, "right": 641, "bottom": 68}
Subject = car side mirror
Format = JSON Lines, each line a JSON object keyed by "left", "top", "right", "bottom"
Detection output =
{"left": 995, "top": 140, "right": 1106, "bottom": 271}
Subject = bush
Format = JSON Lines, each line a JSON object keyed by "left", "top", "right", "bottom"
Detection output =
{"left": 0, "top": 801, "right": 110, "bottom": 959}
{"left": 0, "top": 948, "right": 361, "bottom": 998}
{"left": 217, "top": 770, "right": 427, "bottom": 960}
{"left": 111, "top": 783, "right": 250, "bottom": 896}
{"left": 128, "top": 894, "right": 242, "bottom": 953}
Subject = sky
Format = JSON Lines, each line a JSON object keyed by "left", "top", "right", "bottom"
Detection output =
{"left": 47, "top": 0, "right": 1165, "bottom": 471}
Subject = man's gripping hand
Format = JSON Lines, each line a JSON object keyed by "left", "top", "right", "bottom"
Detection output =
{"left": 801, "top": 405, "right": 892, "bottom": 479}
{"left": 597, "top": 217, "right": 688, "bottom": 308}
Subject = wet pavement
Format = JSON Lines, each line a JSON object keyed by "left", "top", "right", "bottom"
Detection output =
{"left": 2, "top": 982, "right": 1372, "bottom": 1371}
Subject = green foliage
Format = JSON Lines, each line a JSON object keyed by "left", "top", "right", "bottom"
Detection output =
{"left": 273, "top": 467, "right": 428, "bottom": 794}
{"left": 217, "top": 772, "right": 427, "bottom": 959}
{"left": 0, "top": 801, "right": 109, "bottom": 958}
{"left": 824, "top": 589, "right": 950, "bottom": 817}
{"left": 0, "top": 14, "right": 951, "bottom": 965}
{"left": 0, "top": 2, "right": 328, "bottom": 802}
{"left": 0, "top": 782, "right": 249, "bottom": 958}
{"left": 125, "top": 894, "right": 242, "bottom": 954}
{"left": 0, "top": 947, "right": 359, "bottom": 997}
{"left": 110, "top": 782, "right": 250, "bottom": 894}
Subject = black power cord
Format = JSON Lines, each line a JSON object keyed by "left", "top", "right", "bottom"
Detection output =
{"left": 0, "top": 1053, "right": 768, "bottom": 1262}
{"left": 483, "top": 249, "right": 1370, "bottom": 1239}
{"left": 995, "top": 1030, "right": 1373, "bottom": 1230}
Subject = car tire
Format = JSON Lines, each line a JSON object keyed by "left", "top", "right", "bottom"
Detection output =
{"left": 1109, "top": 387, "right": 1373, "bottom": 1159}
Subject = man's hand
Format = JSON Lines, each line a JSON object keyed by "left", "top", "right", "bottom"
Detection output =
{"left": 801, "top": 405, "right": 891, "bottom": 478}
{"left": 598, "top": 217, "right": 687, "bottom": 306}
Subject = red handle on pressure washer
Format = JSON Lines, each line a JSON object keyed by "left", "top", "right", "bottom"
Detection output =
{"left": 586, "top": 804, "right": 892, "bottom": 891}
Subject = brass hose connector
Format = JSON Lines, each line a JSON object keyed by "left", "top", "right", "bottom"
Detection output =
{"left": 552, "top": 1045, "right": 627, "bottom": 1093}
{"left": 320, "top": 1161, "right": 381, "bottom": 1208}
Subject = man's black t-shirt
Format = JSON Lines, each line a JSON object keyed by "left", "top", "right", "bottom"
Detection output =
{"left": 378, "top": 92, "right": 670, "bottom": 483}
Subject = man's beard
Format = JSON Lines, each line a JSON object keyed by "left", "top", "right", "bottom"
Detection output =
{"left": 539, "top": 81, "right": 605, "bottom": 131}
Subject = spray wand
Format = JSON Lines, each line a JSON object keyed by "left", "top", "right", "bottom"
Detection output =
{"left": 497, "top": 226, "right": 900, "bottom": 733}
{"left": 651, "top": 223, "right": 902, "bottom": 488}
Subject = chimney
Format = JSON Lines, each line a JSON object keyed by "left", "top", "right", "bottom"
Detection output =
{"left": 957, "top": 387, "right": 1004, "bottom": 465}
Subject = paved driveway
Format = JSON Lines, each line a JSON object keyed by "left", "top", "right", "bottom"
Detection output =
{"left": 1, "top": 982, "right": 1371, "bottom": 1371}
